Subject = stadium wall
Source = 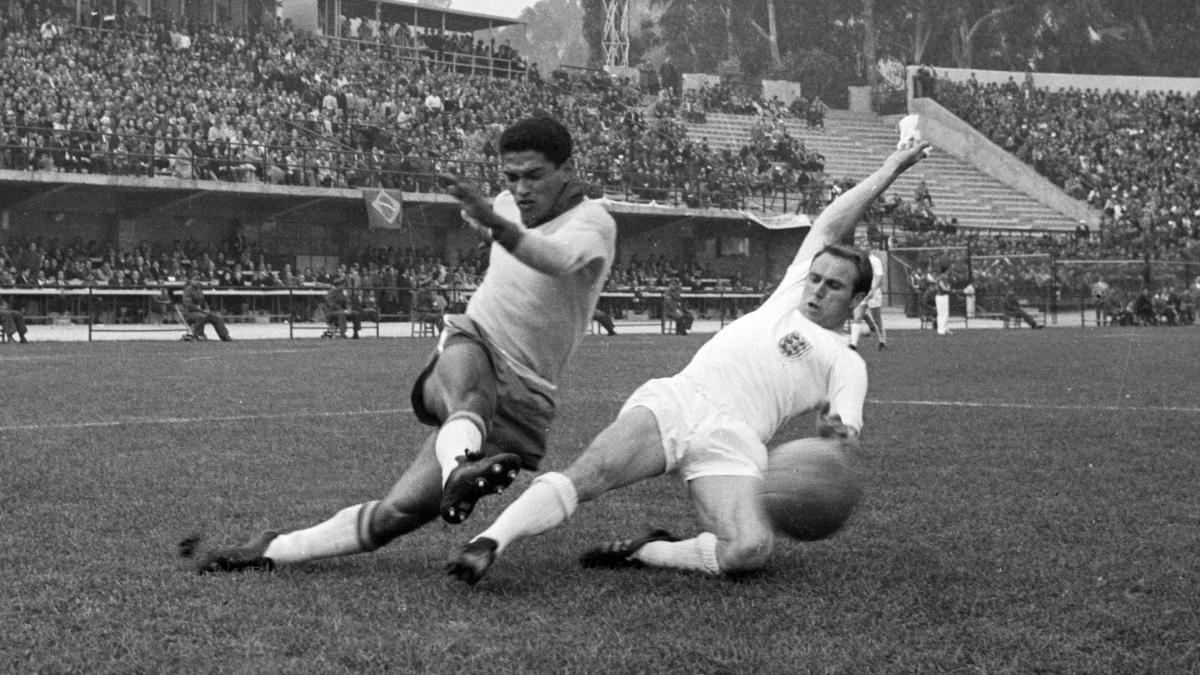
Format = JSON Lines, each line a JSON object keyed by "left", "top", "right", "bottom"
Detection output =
{"left": 906, "top": 97, "right": 1100, "bottom": 229}
{"left": 907, "top": 65, "right": 1200, "bottom": 97}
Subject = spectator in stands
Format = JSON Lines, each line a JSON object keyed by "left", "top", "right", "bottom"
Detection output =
{"left": 805, "top": 97, "right": 826, "bottom": 130}
{"left": 1132, "top": 287, "right": 1157, "bottom": 326}
{"left": 0, "top": 294, "right": 30, "bottom": 342}
{"left": 412, "top": 277, "right": 446, "bottom": 334}
{"left": 662, "top": 280, "right": 693, "bottom": 335}
{"left": 1003, "top": 287, "right": 1042, "bottom": 329}
{"left": 592, "top": 308, "right": 617, "bottom": 336}
{"left": 181, "top": 271, "right": 232, "bottom": 341}
{"left": 323, "top": 277, "right": 360, "bottom": 338}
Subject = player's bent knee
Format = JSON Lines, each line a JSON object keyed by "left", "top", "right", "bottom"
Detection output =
{"left": 719, "top": 531, "right": 774, "bottom": 573}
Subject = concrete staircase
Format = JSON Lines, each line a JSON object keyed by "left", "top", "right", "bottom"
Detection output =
{"left": 684, "top": 110, "right": 1080, "bottom": 232}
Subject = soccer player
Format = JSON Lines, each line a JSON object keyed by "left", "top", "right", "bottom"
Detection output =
{"left": 447, "top": 141, "right": 931, "bottom": 584}
{"left": 183, "top": 117, "right": 617, "bottom": 573}
{"left": 848, "top": 239, "right": 886, "bottom": 350}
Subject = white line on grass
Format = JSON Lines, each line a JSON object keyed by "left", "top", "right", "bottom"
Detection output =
{"left": 0, "top": 408, "right": 414, "bottom": 433}
{"left": 869, "top": 399, "right": 1200, "bottom": 414}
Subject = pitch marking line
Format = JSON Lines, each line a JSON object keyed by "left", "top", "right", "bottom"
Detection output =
{"left": 0, "top": 408, "right": 414, "bottom": 433}
{"left": 870, "top": 399, "right": 1200, "bottom": 414}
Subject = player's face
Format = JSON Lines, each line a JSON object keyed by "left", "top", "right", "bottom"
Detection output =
{"left": 501, "top": 150, "right": 569, "bottom": 226}
{"left": 801, "top": 254, "right": 865, "bottom": 329}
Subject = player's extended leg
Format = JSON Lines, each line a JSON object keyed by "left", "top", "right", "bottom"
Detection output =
{"left": 678, "top": 475, "right": 774, "bottom": 573}
{"left": 867, "top": 306, "right": 886, "bottom": 348}
{"left": 577, "top": 474, "right": 772, "bottom": 576}
{"left": 848, "top": 303, "right": 866, "bottom": 347}
{"left": 182, "top": 431, "right": 447, "bottom": 574}
{"left": 447, "top": 406, "right": 667, "bottom": 584}
{"left": 419, "top": 338, "right": 523, "bottom": 524}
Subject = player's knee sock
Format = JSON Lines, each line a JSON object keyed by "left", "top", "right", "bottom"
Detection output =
{"left": 633, "top": 532, "right": 720, "bottom": 575}
{"left": 263, "top": 500, "right": 381, "bottom": 565}
{"left": 849, "top": 321, "right": 863, "bottom": 345}
{"left": 474, "top": 472, "right": 577, "bottom": 555}
{"left": 435, "top": 412, "right": 486, "bottom": 486}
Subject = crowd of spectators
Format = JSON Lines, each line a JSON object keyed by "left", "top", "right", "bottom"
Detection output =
{"left": 887, "top": 225, "right": 1200, "bottom": 327}
{"left": 931, "top": 74, "right": 1200, "bottom": 263}
{"left": 0, "top": 1, "right": 829, "bottom": 214}
{"left": 0, "top": 233, "right": 494, "bottom": 319}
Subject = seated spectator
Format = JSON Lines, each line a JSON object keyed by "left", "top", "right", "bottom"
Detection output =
{"left": 0, "top": 295, "right": 30, "bottom": 342}
{"left": 1132, "top": 287, "right": 1157, "bottom": 326}
{"left": 412, "top": 278, "right": 446, "bottom": 333}
{"left": 662, "top": 280, "right": 693, "bottom": 336}
{"left": 323, "top": 277, "right": 361, "bottom": 338}
{"left": 592, "top": 308, "right": 617, "bottom": 336}
{"left": 1003, "top": 288, "right": 1042, "bottom": 329}
{"left": 180, "top": 272, "right": 232, "bottom": 341}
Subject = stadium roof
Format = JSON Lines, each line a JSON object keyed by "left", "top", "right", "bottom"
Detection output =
{"left": 340, "top": 0, "right": 525, "bottom": 33}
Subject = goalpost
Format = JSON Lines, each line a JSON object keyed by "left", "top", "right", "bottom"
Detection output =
{"left": 968, "top": 253, "right": 1054, "bottom": 322}
{"left": 886, "top": 246, "right": 967, "bottom": 322}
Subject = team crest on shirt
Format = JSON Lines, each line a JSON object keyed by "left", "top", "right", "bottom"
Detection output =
{"left": 777, "top": 331, "right": 811, "bottom": 359}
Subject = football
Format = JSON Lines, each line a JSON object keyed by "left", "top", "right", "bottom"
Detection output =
{"left": 760, "top": 437, "right": 863, "bottom": 541}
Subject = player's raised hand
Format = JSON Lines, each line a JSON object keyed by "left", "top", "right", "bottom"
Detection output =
{"left": 440, "top": 173, "right": 488, "bottom": 217}
{"left": 887, "top": 140, "right": 932, "bottom": 175}
{"left": 440, "top": 173, "right": 521, "bottom": 246}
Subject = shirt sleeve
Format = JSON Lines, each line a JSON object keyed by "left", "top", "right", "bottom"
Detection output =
{"left": 826, "top": 352, "right": 868, "bottom": 433}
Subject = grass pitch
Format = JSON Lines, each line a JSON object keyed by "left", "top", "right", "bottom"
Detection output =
{"left": 2, "top": 328, "right": 1198, "bottom": 673}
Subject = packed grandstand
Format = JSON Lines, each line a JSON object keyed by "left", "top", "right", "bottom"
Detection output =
{"left": 1, "top": 0, "right": 1198, "bottom": 331}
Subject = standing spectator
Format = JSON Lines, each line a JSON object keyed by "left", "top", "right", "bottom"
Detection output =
{"left": 806, "top": 97, "right": 826, "bottom": 129}
{"left": 659, "top": 57, "right": 681, "bottom": 98}
{"left": 963, "top": 278, "right": 976, "bottom": 320}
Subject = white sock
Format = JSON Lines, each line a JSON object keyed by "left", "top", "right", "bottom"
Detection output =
{"left": 475, "top": 472, "right": 577, "bottom": 554}
{"left": 849, "top": 321, "right": 863, "bottom": 346}
{"left": 633, "top": 532, "right": 721, "bottom": 575}
{"left": 435, "top": 412, "right": 485, "bottom": 486}
{"left": 263, "top": 501, "right": 380, "bottom": 565}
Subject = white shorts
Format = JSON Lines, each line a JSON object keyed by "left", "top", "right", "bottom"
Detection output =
{"left": 620, "top": 377, "right": 767, "bottom": 481}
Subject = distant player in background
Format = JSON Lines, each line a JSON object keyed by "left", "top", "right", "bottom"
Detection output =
{"left": 848, "top": 239, "right": 886, "bottom": 350}
{"left": 183, "top": 117, "right": 617, "bottom": 574}
{"left": 934, "top": 266, "right": 953, "bottom": 335}
{"left": 447, "top": 141, "right": 931, "bottom": 585}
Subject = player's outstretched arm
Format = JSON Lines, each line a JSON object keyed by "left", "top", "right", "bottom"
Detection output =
{"left": 798, "top": 141, "right": 931, "bottom": 258}
{"left": 442, "top": 173, "right": 605, "bottom": 277}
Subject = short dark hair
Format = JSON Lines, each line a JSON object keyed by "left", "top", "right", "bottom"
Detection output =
{"left": 814, "top": 244, "right": 872, "bottom": 296}
{"left": 499, "top": 117, "right": 572, "bottom": 166}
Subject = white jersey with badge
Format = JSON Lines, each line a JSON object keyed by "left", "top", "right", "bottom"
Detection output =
{"left": 677, "top": 252, "right": 868, "bottom": 440}
{"left": 466, "top": 190, "right": 616, "bottom": 387}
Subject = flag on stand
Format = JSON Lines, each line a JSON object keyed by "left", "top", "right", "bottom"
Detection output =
{"left": 363, "top": 189, "right": 403, "bottom": 229}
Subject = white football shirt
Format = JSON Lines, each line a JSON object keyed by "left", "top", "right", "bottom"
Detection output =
{"left": 678, "top": 249, "right": 868, "bottom": 440}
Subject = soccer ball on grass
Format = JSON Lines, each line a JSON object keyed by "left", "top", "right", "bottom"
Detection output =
{"left": 760, "top": 437, "right": 862, "bottom": 541}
